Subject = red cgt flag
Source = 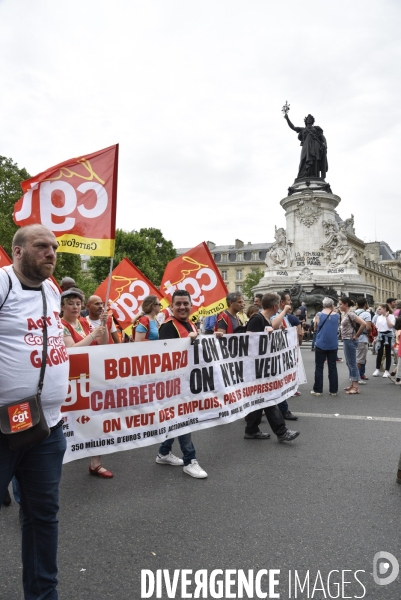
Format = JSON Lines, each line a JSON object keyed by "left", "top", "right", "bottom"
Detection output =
{"left": 93, "top": 258, "right": 165, "bottom": 334}
{"left": 13, "top": 145, "right": 118, "bottom": 257}
{"left": 0, "top": 245, "right": 12, "bottom": 267}
{"left": 160, "top": 242, "right": 228, "bottom": 322}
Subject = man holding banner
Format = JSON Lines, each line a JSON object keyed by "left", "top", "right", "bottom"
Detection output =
{"left": 156, "top": 290, "right": 208, "bottom": 479}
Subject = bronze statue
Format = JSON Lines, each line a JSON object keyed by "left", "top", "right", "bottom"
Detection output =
{"left": 283, "top": 104, "right": 328, "bottom": 180}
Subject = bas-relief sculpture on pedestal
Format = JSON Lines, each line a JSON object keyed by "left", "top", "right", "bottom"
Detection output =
{"left": 266, "top": 226, "right": 294, "bottom": 269}
{"left": 321, "top": 220, "right": 357, "bottom": 269}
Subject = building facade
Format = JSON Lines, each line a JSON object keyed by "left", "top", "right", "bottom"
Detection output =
{"left": 178, "top": 235, "right": 401, "bottom": 305}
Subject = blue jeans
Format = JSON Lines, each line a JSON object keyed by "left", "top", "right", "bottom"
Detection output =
{"left": 0, "top": 426, "right": 66, "bottom": 600}
{"left": 314, "top": 347, "right": 338, "bottom": 393}
{"left": 343, "top": 338, "right": 360, "bottom": 381}
{"left": 159, "top": 433, "right": 196, "bottom": 466}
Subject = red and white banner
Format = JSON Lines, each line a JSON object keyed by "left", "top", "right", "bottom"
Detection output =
{"left": 160, "top": 242, "right": 228, "bottom": 322}
{"left": 13, "top": 145, "right": 118, "bottom": 257}
{"left": 0, "top": 245, "right": 11, "bottom": 267}
{"left": 93, "top": 258, "right": 167, "bottom": 335}
{"left": 61, "top": 328, "right": 305, "bottom": 463}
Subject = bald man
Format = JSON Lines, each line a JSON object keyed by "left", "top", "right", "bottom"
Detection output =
{"left": 86, "top": 295, "right": 120, "bottom": 344}
{"left": 60, "top": 276, "right": 76, "bottom": 291}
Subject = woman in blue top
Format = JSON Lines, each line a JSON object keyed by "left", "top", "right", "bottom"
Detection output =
{"left": 133, "top": 295, "right": 161, "bottom": 341}
{"left": 311, "top": 297, "right": 340, "bottom": 396}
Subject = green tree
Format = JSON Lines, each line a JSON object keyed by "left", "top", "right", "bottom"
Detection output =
{"left": 88, "top": 228, "right": 176, "bottom": 287}
{"left": 242, "top": 268, "right": 264, "bottom": 300}
{"left": 0, "top": 156, "right": 30, "bottom": 256}
{"left": 53, "top": 253, "right": 82, "bottom": 284}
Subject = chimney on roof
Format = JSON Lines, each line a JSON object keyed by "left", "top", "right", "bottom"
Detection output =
{"left": 206, "top": 241, "right": 216, "bottom": 250}
{"left": 235, "top": 239, "right": 244, "bottom": 249}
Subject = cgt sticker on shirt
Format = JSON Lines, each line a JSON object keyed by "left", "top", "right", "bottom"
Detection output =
{"left": 8, "top": 402, "right": 33, "bottom": 432}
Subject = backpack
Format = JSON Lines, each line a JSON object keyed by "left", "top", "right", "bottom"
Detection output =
{"left": 369, "top": 322, "right": 378, "bottom": 344}
{"left": 348, "top": 311, "right": 362, "bottom": 335}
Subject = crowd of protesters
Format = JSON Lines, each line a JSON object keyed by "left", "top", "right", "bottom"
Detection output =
{"left": 1, "top": 224, "right": 401, "bottom": 600}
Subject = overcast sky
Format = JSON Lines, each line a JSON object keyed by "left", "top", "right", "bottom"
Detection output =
{"left": 1, "top": 0, "right": 400, "bottom": 252}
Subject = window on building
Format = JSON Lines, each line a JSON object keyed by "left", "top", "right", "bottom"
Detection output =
{"left": 236, "top": 270, "right": 242, "bottom": 280}
{"left": 221, "top": 270, "right": 227, "bottom": 281}
{"left": 222, "top": 253, "right": 228, "bottom": 262}
{"left": 252, "top": 251, "right": 259, "bottom": 261}
{"left": 236, "top": 285, "right": 242, "bottom": 293}
{"left": 237, "top": 253, "right": 243, "bottom": 261}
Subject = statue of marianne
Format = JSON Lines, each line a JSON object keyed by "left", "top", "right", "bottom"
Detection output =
{"left": 284, "top": 113, "right": 328, "bottom": 180}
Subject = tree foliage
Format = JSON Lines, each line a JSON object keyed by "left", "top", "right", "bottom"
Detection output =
{"left": 89, "top": 228, "right": 176, "bottom": 287}
{"left": 53, "top": 253, "right": 83, "bottom": 285}
{"left": 242, "top": 269, "right": 265, "bottom": 300}
{"left": 0, "top": 156, "right": 30, "bottom": 256}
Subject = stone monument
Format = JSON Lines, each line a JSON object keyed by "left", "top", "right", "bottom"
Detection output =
{"left": 253, "top": 102, "right": 375, "bottom": 315}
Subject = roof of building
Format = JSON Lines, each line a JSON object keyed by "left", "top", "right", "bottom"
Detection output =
{"left": 379, "top": 241, "right": 395, "bottom": 260}
{"left": 210, "top": 243, "right": 272, "bottom": 252}
{"left": 176, "top": 243, "right": 272, "bottom": 256}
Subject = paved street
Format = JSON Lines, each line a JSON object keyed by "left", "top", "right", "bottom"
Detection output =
{"left": 1, "top": 347, "right": 401, "bottom": 600}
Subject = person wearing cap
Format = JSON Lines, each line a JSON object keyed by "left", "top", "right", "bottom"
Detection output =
{"left": 61, "top": 288, "right": 113, "bottom": 478}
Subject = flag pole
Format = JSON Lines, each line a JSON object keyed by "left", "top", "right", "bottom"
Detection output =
{"left": 104, "top": 257, "right": 114, "bottom": 309}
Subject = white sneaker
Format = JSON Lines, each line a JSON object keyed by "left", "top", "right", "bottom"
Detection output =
{"left": 383, "top": 371, "right": 390, "bottom": 378}
{"left": 183, "top": 459, "right": 208, "bottom": 479}
{"left": 372, "top": 369, "right": 380, "bottom": 377}
{"left": 156, "top": 452, "right": 184, "bottom": 466}
{"left": 358, "top": 380, "right": 367, "bottom": 385}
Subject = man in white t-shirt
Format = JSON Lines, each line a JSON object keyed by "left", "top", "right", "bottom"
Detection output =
{"left": 86, "top": 295, "right": 120, "bottom": 344}
{"left": 355, "top": 298, "right": 372, "bottom": 383}
{"left": 0, "top": 224, "right": 69, "bottom": 600}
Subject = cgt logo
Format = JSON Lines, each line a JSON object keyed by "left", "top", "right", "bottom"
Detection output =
{"left": 110, "top": 279, "right": 151, "bottom": 323}
{"left": 164, "top": 267, "right": 218, "bottom": 307}
{"left": 61, "top": 353, "right": 90, "bottom": 413}
{"left": 8, "top": 402, "right": 33, "bottom": 432}
{"left": 12, "top": 409, "right": 29, "bottom": 423}
{"left": 373, "top": 551, "right": 399, "bottom": 586}
{"left": 15, "top": 180, "right": 108, "bottom": 231}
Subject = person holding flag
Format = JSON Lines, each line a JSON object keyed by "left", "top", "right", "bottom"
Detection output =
{"left": 156, "top": 290, "right": 208, "bottom": 479}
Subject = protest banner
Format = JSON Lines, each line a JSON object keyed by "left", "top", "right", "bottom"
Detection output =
{"left": 0, "top": 245, "right": 11, "bottom": 267}
{"left": 93, "top": 257, "right": 167, "bottom": 335}
{"left": 13, "top": 144, "right": 118, "bottom": 257}
{"left": 61, "top": 328, "right": 305, "bottom": 463}
{"left": 160, "top": 242, "right": 228, "bottom": 322}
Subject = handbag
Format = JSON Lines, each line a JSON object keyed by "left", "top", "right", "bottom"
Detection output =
{"left": 0, "top": 282, "right": 50, "bottom": 450}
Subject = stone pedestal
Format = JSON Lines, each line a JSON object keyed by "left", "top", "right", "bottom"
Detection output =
{"left": 254, "top": 179, "right": 375, "bottom": 315}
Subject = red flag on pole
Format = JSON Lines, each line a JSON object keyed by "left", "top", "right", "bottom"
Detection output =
{"left": 13, "top": 145, "right": 118, "bottom": 257}
{"left": 93, "top": 258, "right": 166, "bottom": 334}
{"left": 160, "top": 242, "right": 228, "bottom": 322}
